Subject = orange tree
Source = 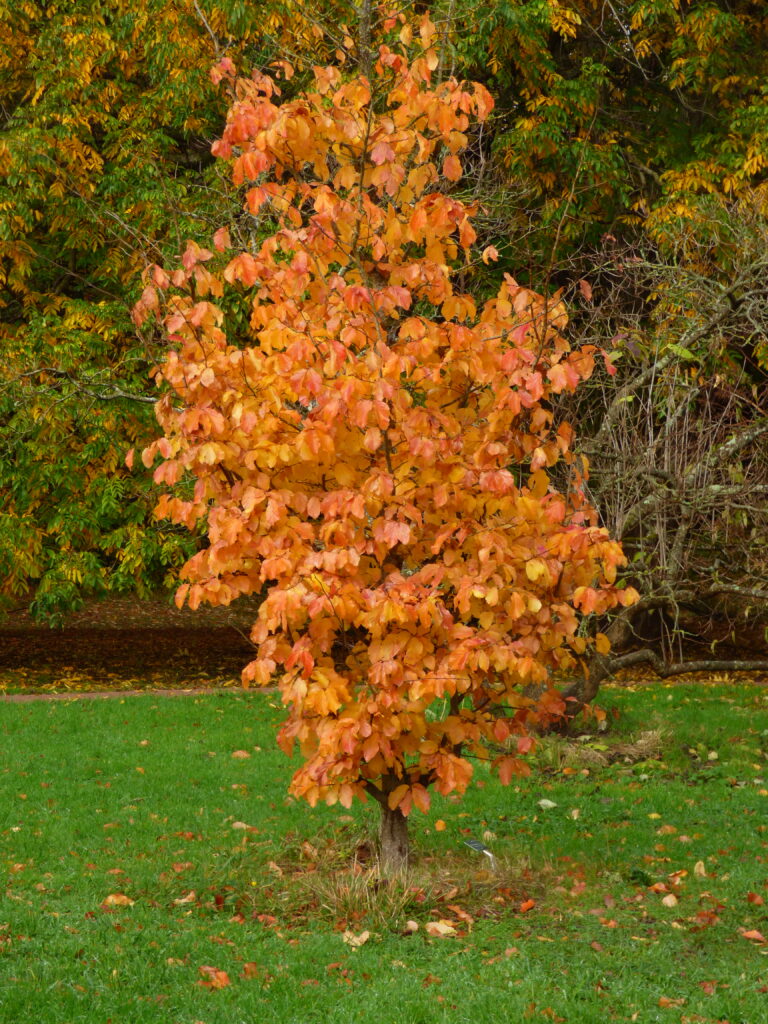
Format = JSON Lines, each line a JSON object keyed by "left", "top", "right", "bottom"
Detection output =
{"left": 138, "top": 18, "right": 635, "bottom": 869}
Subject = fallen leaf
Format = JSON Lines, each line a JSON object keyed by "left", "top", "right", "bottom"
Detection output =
{"left": 446, "top": 904, "right": 474, "bottom": 927}
{"left": 422, "top": 973, "right": 442, "bottom": 987}
{"left": 101, "top": 893, "right": 134, "bottom": 908}
{"left": 402, "top": 920, "right": 419, "bottom": 934}
{"left": 590, "top": 941, "right": 603, "bottom": 951}
{"left": 661, "top": 893, "right": 678, "bottom": 908}
{"left": 173, "top": 891, "right": 197, "bottom": 905}
{"left": 241, "top": 962, "right": 259, "bottom": 979}
{"left": 197, "top": 965, "right": 231, "bottom": 989}
{"left": 747, "top": 892, "right": 765, "bottom": 906}
{"left": 693, "top": 860, "right": 707, "bottom": 878}
{"left": 699, "top": 980, "right": 718, "bottom": 995}
{"left": 519, "top": 899, "right": 536, "bottom": 913}
{"left": 231, "top": 750, "right": 250, "bottom": 759}
{"left": 425, "top": 920, "right": 457, "bottom": 937}
{"left": 342, "top": 929, "right": 370, "bottom": 947}
{"left": 267, "top": 861, "right": 283, "bottom": 877}
{"left": 658, "top": 996, "right": 685, "bottom": 1008}
{"left": 741, "top": 928, "right": 767, "bottom": 943}
{"left": 434, "top": 819, "right": 446, "bottom": 832}
{"left": 538, "top": 799, "right": 557, "bottom": 810}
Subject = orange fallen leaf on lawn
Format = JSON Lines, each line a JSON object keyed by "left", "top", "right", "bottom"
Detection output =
{"left": 101, "top": 893, "right": 134, "bottom": 907}
{"left": 747, "top": 892, "right": 764, "bottom": 906}
{"left": 198, "top": 965, "right": 231, "bottom": 989}
{"left": 446, "top": 903, "right": 474, "bottom": 927}
{"left": 173, "top": 890, "right": 197, "bottom": 905}
{"left": 241, "top": 962, "right": 259, "bottom": 979}
{"left": 658, "top": 996, "right": 685, "bottom": 1008}
{"left": 434, "top": 819, "right": 446, "bottom": 832}
{"left": 519, "top": 899, "right": 536, "bottom": 913}
{"left": 741, "top": 928, "right": 767, "bottom": 943}
{"left": 231, "top": 750, "right": 251, "bottom": 759}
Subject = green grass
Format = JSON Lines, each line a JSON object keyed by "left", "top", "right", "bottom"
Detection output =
{"left": 2, "top": 684, "right": 768, "bottom": 1022}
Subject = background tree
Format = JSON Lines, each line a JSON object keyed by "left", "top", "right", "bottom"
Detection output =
{"left": 0, "top": 0, "right": 335, "bottom": 620}
{"left": 449, "top": 0, "right": 768, "bottom": 263}
{"left": 552, "top": 193, "right": 768, "bottom": 704}
{"left": 137, "top": 19, "right": 635, "bottom": 869}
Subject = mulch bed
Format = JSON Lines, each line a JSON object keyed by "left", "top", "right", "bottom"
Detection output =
{"left": 0, "top": 596, "right": 259, "bottom": 693}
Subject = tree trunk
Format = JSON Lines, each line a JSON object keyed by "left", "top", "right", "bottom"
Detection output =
{"left": 378, "top": 803, "right": 409, "bottom": 874}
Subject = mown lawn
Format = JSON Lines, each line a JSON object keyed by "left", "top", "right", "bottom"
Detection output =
{"left": 2, "top": 684, "right": 768, "bottom": 1023}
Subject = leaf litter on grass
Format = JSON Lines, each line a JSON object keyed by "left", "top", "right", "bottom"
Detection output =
{"left": 3, "top": 686, "right": 768, "bottom": 1022}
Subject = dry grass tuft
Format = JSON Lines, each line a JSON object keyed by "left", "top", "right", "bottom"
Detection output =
{"left": 529, "top": 728, "right": 667, "bottom": 772}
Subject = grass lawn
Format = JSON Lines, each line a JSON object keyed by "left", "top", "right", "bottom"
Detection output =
{"left": 2, "top": 683, "right": 768, "bottom": 1023}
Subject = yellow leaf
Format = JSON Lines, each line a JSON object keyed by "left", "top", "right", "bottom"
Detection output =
{"left": 594, "top": 632, "right": 610, "bottom": 655}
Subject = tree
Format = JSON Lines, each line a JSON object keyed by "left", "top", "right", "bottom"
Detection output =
{"left": 0, "top": 0, "right": 337, "bottom": 619}
{"left": 137, "top": 16, "right": 634, "bottom": 870}
{"left": 450, "top": 0, "right": 768, "bottom": 262}
{"left": 550, "top": 193, "right": 768, "bottom": 705}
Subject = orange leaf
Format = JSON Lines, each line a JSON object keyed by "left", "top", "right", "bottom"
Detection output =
{"left": 101, "top": 893, "right": 134, "bottom": 908}
{"left": 198, "top": 965, "right": 231, "bottom": 989}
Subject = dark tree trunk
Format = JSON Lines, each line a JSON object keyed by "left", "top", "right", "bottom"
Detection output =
{"left": 378, "top": 803, "right": 409, "bottom": 874}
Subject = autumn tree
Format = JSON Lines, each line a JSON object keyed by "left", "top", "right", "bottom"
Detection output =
{"left": 137, "top": 16, "right": 634, "bottom": 870}
{"left": 0, "top": 0, "right": 339, "bottom": 619}
{"left": 450, "top": 0, "right": 768, "bottom": 262}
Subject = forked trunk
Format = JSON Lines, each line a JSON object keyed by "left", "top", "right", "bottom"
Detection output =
{"left": 379, "top": 803, "right": 409, "bottom": 874}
